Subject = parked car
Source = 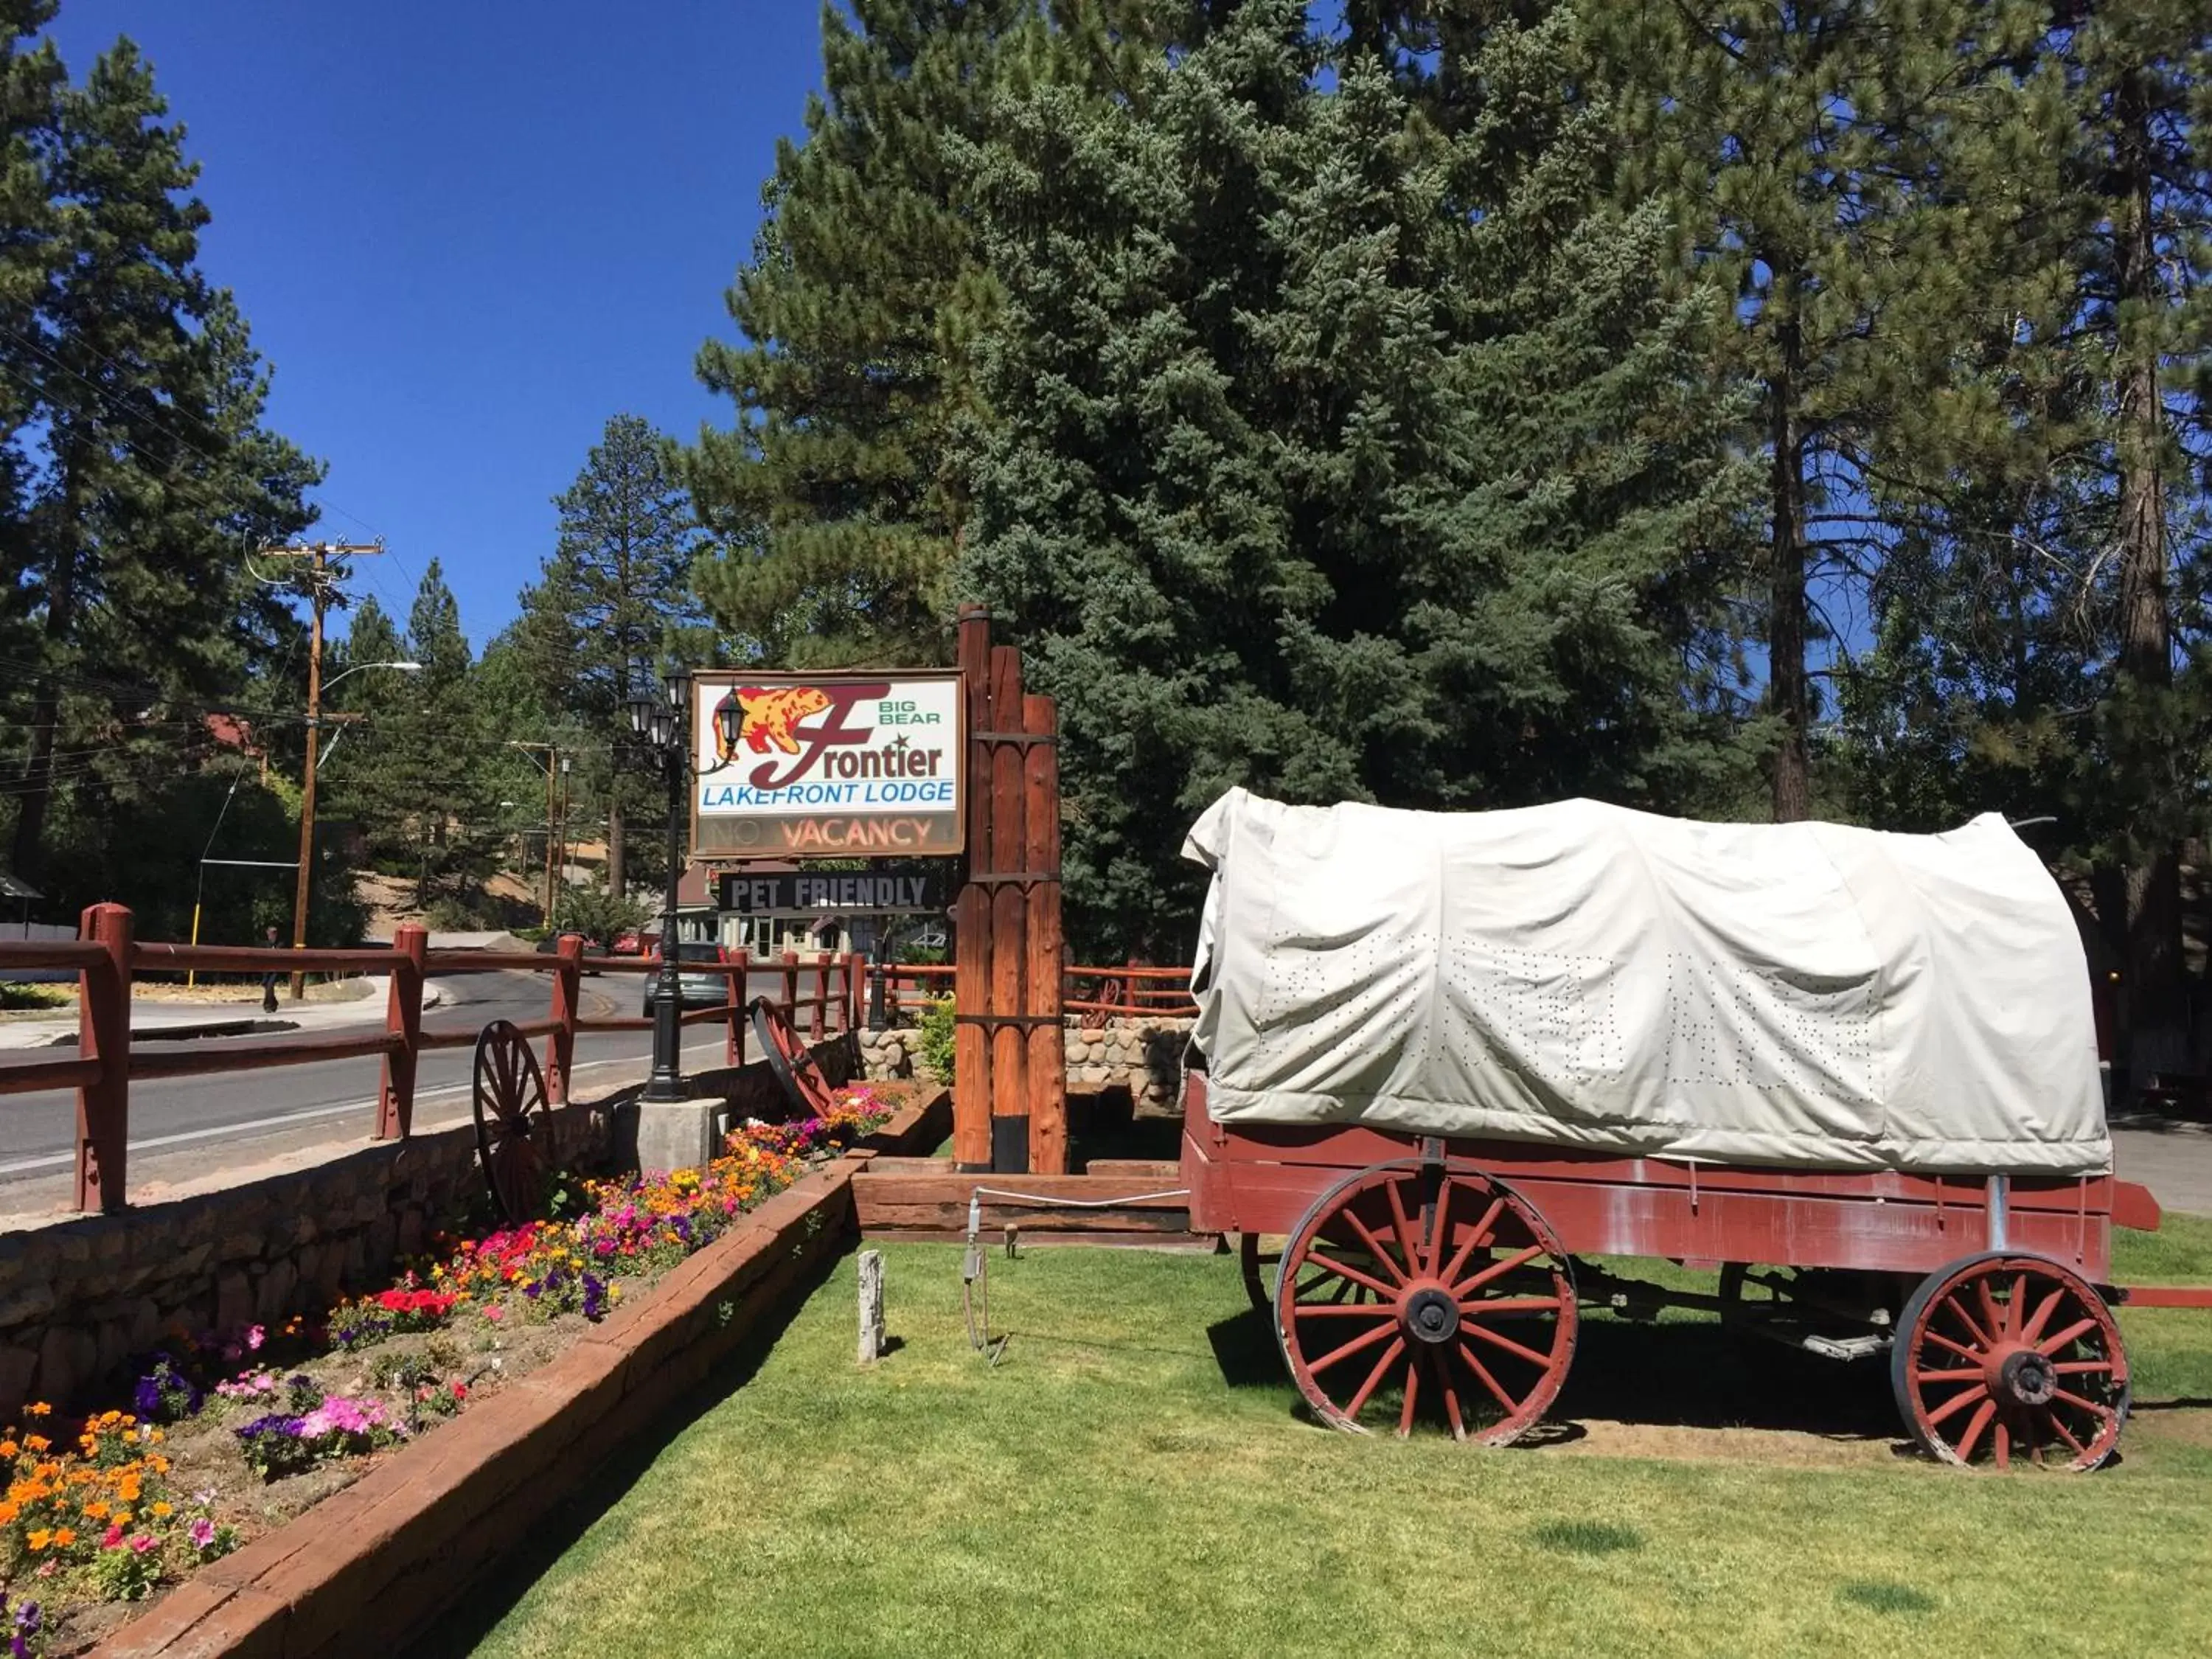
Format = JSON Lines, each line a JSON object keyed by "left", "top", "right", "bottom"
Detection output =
{"left": 641, "top": 941, "right": 736, "bottom": 1015}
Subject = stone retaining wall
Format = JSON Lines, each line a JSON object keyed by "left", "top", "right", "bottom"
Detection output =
{"left": 0, "top": 1105, "right": 609, "bottom": 1419}
{"left": 0, "top": 1036, "right": 863, "bottom": 1419}
{"left": 858, "top": 1018, "right": 1192, "bottom": 1114}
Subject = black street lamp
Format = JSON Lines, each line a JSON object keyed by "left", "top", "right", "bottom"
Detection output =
{"left": 627, "top": 668, "right": 692, "bottom": 1103}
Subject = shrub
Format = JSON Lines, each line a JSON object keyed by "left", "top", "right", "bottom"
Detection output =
{"left": 917, "top": 995, "right": 956, "bottom": 1082}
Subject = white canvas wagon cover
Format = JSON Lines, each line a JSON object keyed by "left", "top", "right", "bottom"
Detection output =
{"left": 1183, "top": 789, "right": 2110, "bottom": 1176}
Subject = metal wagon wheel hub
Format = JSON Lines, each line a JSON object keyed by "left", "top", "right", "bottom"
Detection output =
{"left": 1275, "top": 1158, "right": 1577, "bottom": 1445}
{"left": 1891, "top": 1251, "right": 2129, "bottom": 1472}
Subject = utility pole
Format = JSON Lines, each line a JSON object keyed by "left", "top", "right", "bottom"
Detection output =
{"left": 507, "top": 741, "right": 561, "bottom": 925}
{"left": 264, "top": 540, "right": 383, "bottom": 998}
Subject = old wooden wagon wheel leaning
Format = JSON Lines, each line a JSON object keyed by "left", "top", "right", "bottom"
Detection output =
{"left": 750, "top": 996, "right": 839, "bottom": 1116}
{"left": 1276, "top": 1156, "right": 1578, "bottom": 1444}
{"left": 472, "top": 1019, "right": 552, "bottom": 1224}
{"left": 1891, "top": 1251, "right": 2129, "bottom": 1472}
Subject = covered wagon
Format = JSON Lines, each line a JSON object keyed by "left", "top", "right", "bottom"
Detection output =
{"left": 1176, "top": 789, "right": 2206, "bottom": 1468}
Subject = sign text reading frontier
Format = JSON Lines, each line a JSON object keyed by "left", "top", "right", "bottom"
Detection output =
{"left": 689, "top": 672, "right": 964, "bottom": 860}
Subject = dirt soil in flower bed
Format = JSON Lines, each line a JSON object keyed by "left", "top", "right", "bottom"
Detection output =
{"left": 11, "top": 1079, "right": 925, "bottom": 1656}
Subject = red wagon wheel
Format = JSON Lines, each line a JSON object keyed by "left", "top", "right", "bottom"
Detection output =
{"left": 1276, "top": 1159, "right": 1578, "bottom": 1444}
{"left": 1891, "top": 1252, "right": 2129, "bottom": 1472}
{"left": 750, "top": 996, "right": 838, "bottom": 1116}
{"left": 472, "top": 1020, "right": 550, "bottom": 1224}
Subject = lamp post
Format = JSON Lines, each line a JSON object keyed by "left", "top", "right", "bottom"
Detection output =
{"left": 627, "top": 669, "right": 695, "bottom": 1102}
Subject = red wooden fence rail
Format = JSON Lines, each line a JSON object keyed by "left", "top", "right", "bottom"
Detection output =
{"left": 0, "top": 905, "right": 866, "bottom": 1215}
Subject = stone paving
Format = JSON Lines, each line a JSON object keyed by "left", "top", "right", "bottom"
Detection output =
{"left": 2113, "top": 1118, "right": 2212, "bottom": 1217}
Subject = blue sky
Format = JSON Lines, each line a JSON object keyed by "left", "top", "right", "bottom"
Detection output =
{"left": 44, "top": 1, "right": 827, "bottom": 647}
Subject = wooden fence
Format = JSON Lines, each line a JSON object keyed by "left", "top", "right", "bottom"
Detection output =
{"left": 872, "top": 961, "right": 1197, "bottom": 1025}
{"left": 0, "top": 904, "right": 863, "bottom": 1214}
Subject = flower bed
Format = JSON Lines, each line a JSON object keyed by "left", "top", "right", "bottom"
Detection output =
{"left": 0, "top": 1085, "right": 895, "bottom": 1655}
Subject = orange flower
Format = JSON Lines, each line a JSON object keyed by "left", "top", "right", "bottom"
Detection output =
{"left": 51, "top": 1526, "right": 74, "bottom": 1548}
{"left": 83, "top": 1500, "right": 108, "bottom": 1521}
{"left": 23, "top": 1435, "right": 48, "bottom": 1453}
{"left": 0, "top": 1439, "right": 18, "bottom": 1458}
{"left": 25, "top": 1402, "right": 50, "bottom": 1417}
{"left": 26, "top": 1528, "right": 49, "bottom": 1551}
{"left": 150, "top": 1500, "right": 173, "bottom": 1518}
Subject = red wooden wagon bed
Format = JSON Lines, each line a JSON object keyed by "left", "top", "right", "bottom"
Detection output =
{"left": 1174, "top": 790, "right": 2212, "bottom": 1471}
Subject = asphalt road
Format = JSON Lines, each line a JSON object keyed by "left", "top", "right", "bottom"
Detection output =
{"left": 0, "top": 968, "right": 802, "bottom": 1217}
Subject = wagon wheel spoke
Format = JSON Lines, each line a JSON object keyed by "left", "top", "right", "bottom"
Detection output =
{"left": 2036, "top": 1317, "right": 2099, "bottom": 1357}
{"left": 1463, "top": 1320, "right": 1555, "bottom": 1371}
{"left": 1954, "top": 1397, "right": 1998, "bottom": 1461}
{"left": 1921, "top": 1327, "right": 1983, "bottom": 1365}
{"left": 1439, "top": 1197, "right": 1505, "bottom": 1286}
{"left": 1455, "top": 1340, "right": 1518, "bottom": 1416}
{"left": 2005, "top": 1273, "right": 2028, "bottom": 1337}
{"left": 2047, "top": 1411, "right": 2089, "bottom": 1459}
{"left": 2018, "top": 1286, "right": 2065, "bottom": 1347}
{"left": 1303, "top": 1251, "right": 1399, "bottom": 1301}
{"left": 1436, "top": 1351, "right": 1468, "bottom": 1441}
{"left": 1343, "top": 1338, "right": 1406, "bottom": 1421}
{"left": 1307, "top": 1317, "right": 1401, "bottom": 1375}
{"left": 1924, "top": 1382, "right": 1991, "bottom": 1430}
{"left": 2048, "top": 1388, "right": 2115, "bottom": 1422}
{"left": 1382, "top": 1179, "right": 1422, "bottom": 1276}
{"left": 1397, "top": 1349, "right": 1422, "bottom": 1438}
{"left": 1454, "top": 1244, "right": 1545, "bottom": 1298}
{"left": 1943, "top": 1295, "right": 1994, "bottom": 1352}
{"left": 1340, "top": 1210, "right": 1410, "bottom": 1286}
{"left": 1994, "top": 1420, "right": 2011, "bottom": 1472}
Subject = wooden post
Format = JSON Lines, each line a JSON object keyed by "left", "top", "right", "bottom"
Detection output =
{"left": 988, "top": 645, "right": 1028, "bottom": 1172}
{"left": 377, "top": 922, "right": 428, "bottom": 1139}
{"left": 546, "top": 931, "right": 583, "bottom": 1104}
{"left": 846, "top": 952, "right": 865, "bottom": 1034}
{"left": 857, "top": 1248, "right": 886, "bottom": 1363}
{"left": 1023, "top": 692, "right": 1067, "bottom": 1175}
{"left": 725, "top": 947, "right": 748, "bottom": 1068}
{"left": 953, "top": 604, "right": 995, "bottom": 1170}
{"left": 811, "top": 955, "right": 829, "bottom": 1041}
{"left": 782, "top": 949, "right": 799, "bottom": 1027}
{"left": 75, "top": 902, "right": 133, "bottom": 1214}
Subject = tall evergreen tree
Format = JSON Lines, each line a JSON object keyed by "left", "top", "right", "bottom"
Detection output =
{"left": 1590, "top": 0, "right": 2062, "bottom": 823}
{"left": 1, "top": 32, "right": 319, "bottom": 886}
{"left": 515, "top": 414, "right": 702, "bottom": 897}
{"left": 958, "top": 1, "right": 1756, "bottom": 953}
{"left": 681, "top": 0, "right": 1046, "bottom": 667}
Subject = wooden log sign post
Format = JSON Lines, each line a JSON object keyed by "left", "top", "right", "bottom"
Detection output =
{"left": 953, "top": 604, "right": 1067, "bottom": 1175}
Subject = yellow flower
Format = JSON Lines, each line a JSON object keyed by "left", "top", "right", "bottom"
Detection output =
{"left": 150, "top": 1500, "right": 173, "bottom": 1518}
{"left": 114, "top": 1509, "right": 132, "bottom": 1526}
{"left": 26, "top": 1528, "right": 49, "bottom": 1551}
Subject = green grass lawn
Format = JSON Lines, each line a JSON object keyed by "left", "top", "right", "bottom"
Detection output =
{"left": 465, "top": 1220, "right": 2212, "bottom": 1659}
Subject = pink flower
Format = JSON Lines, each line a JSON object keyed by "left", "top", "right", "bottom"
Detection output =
{"left": 246, "top": 1324, "right": 266, "bottom": 1352}
{"left": 483, "top": 1305, "right": 504, "bottom": 1323}
{"left": 130, "top": 1533, "right": 158, "bottom": 1555}
{"left": 101, "top": 1523, "right": 124, "bottom": 1549}
{"left": 188, "top": 1517, "right": 216, "bottom": 1550}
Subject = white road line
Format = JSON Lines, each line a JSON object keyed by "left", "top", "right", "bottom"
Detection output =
{"left": 0, "top": 1038, "right": 734, "bottom": 1177}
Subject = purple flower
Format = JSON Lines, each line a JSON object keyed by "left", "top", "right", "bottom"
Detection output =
{"left": 580, "top": 1273, "right": 608, "bottom": 1322}
{"left": 133, "top": 1373, "right": 162, "bottom": 1419}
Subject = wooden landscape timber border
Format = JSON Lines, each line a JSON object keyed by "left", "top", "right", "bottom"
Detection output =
{"left": 851, "top": 1155, "right": 1200, "bottom": 1246}
{"left": 0, "top": 916, "right": 869, "bottom": 1213}
{"left": 94, "top": 1085, "right": 951, "bottom": 1659}
{"left": 950, "top": 605, "right": 1068, "bottom": 1178}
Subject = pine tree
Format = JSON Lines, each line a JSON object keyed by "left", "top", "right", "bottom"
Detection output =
{"left": 2, "top": 32, "right": 319, "bottom": 886}
{"left": 514, "top": 414, "right": 701, "bottom": 897}
{"left": 957, "top": 1, "right": 1756, "bottom": 953}
{"left": 680, "top": 0, "right": 1046, "bottom": 667}
{"left": 1589, "top": 0, "right": 2067, "bottom": 823}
